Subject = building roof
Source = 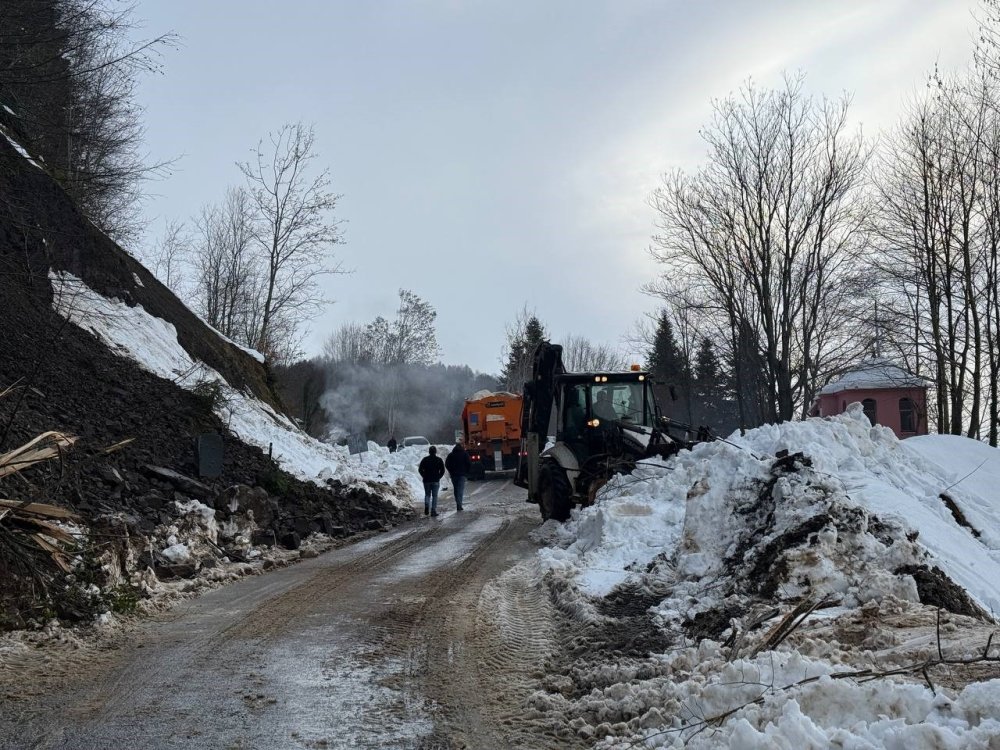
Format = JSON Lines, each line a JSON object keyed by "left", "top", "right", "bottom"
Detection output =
{"left": 819, "top": 357, "right": 928, "bottom": 395}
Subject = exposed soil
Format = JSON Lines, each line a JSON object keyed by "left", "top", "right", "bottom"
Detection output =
{"left": 894, "top": 564, "right": 992, "bottom": 619}
{"left": 939, "top": 492, "right": 982, "bottom": 538}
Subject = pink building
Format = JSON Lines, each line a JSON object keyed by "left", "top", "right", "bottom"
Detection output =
{"left": 811, "top": 358, "right": 929, "bottom": 439}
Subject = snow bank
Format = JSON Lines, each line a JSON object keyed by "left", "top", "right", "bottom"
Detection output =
{"left": 49, "top": 271, "right": 417, "bottom": 507}
{"left": 529, "top": 406, "right": 1000, "bottom": 747}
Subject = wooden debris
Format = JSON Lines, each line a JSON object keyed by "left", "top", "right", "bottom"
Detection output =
{"left": 0, "top": 431, "right": 80, "bottom": 574}
{"left": 0, "top": 499, "right": 78, "bottom": 519}
{"left": 0, "top": 431, "right": 77, "bottom": 479}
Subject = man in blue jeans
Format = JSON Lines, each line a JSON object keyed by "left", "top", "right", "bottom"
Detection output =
{"left": 418, "top": 445, "right": 445, "bottom": 517}
{"left": 445, "top": 440, "right": 472, "bottom": 511}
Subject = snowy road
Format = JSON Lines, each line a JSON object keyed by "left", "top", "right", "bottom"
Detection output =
{"left": 0, "top": 477, "right": 554, "bottom": 750}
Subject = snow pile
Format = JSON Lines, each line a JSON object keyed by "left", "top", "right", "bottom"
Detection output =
{"left": 49, "top": 271, "right": 418, "bottom": 507}
{"left": 529, "top": 405, "right": 1000, "bottom": 747}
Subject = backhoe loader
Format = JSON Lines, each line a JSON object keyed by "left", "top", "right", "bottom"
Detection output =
{"left": 515, "top": 341, "right": 699, "bottom": 521}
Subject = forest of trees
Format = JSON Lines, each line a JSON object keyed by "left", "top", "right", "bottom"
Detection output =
{"left": 646, "top": 10, "right": 1000, "bottom": 443}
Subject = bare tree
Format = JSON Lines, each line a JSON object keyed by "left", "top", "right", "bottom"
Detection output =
{"left": 559, "top": 334, "right": 627, "bottom": 372}
{"left": 191, "top": 186, "right": 261, "bottom": 346}
{"left": 873, "top": 70, "right": 1000, "bottom": 439}
{"left": 322, "top": 321, "right": 370, "bottom": 364}
{"left": 322, "top": 290, "right": 440, "bottom": 435}
{"left": 649, "top": 74, "right": 870, "bottom": 425}
{"left": 238, "top": 122, "right": 345, "bottom": 360}
{"left": 363, "top": 289, "right": 440, "bottom": 367}
{"left": 146, "top": 218, "right": 188, "bottom": 291}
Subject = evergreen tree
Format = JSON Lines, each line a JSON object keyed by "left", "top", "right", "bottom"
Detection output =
{"left": 692, "top": 337, "right": 724, "bottom": 433}
{"left": 500, "top": 313, "right": 545, "bottom": 392}
{"left": 644, "top": 309, "right": 694, "bottom": 422}
{"left": 645, "top": 309, "right": 687, "bottom": 383}
{"left": 693, "top": 338, "right": 723, "bottom": 398}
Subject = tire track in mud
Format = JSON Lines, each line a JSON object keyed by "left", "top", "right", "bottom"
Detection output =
{"left": 388, "top": 511, "right": 568, "bottom": 750}
{"left": 93, "top": 522, "right": 458, "bottom": 730}
{"left": 3, "top": 520, "right": 454, "bottom": 749}
{"left": 475, "top": 562, "right": 567, "bottom": 748}
{"left": 216, "top": 522, "right": 448, "bottom": 643}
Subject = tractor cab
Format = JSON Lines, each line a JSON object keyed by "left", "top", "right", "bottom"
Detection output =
{"left": 555, "top": 372, "right": 659, "bottom": 462}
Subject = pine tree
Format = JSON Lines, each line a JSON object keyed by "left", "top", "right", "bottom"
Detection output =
{"left": 646, "top": 310, "right": 687, "bottom": 383}
{"left": 693, "top": 338, "right": 722, "bottom": 398}
{"left": 501, "top": 314, "right": 545, "bottom": 392}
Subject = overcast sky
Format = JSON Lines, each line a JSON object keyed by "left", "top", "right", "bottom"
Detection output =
{"left": 134, "top": 1, "right": 976, "bottom": 373}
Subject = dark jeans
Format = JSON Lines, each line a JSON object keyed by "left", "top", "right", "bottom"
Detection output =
{"left": 451, "top": 475, "right": 466, "bottom": 509}
{"left": 423, "top": 481, "right": 440, "bottom": 514}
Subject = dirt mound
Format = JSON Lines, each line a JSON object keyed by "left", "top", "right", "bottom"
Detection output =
{"left": 0, "top": 126, "right": 407, "bottom": 629}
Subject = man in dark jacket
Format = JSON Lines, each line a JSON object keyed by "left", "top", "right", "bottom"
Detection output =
{"left": 418, "top": 446, "right": 445, "bottom": 516}
{"left": 445, "top": 441, "right": 472, "bottom": 511}
{"left": 387, "top": 435, "right": 397, "bottom": 453}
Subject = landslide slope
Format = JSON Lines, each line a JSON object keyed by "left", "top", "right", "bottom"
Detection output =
{"left": 0, "top": 113, "right": 405, "bottom": 628}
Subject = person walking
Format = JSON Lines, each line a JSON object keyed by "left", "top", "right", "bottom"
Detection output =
{"left": 445, "top": 440, "right": 472, "bottom": 511}
{"left": 387, "top": 435, "right": 398, "bottom": 453}
{"left": 418, "top": 445, "right": 445, "bottom": 517}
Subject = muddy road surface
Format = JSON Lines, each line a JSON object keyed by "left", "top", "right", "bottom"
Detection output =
{"left": 0, "top": 477, "right": 566, "bottom": 750}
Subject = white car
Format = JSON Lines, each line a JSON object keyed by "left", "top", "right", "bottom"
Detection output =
{"left": 402, "top": 435, "right": 430, "bottom": 447}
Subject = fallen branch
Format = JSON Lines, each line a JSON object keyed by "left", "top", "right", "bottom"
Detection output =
{"left": 750, "top": 597, "right": 832, "bottom": 657}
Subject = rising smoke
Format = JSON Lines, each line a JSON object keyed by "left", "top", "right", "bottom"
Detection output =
{"left": 318, "top": 361, "right": 497, "bottom": 444}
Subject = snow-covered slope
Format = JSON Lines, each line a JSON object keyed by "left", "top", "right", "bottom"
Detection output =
{"left": 529, "top": 405, "right": 1000, "bottom": 747}
{"left": 50, "top": 270, "right": 418, "bottom": 507}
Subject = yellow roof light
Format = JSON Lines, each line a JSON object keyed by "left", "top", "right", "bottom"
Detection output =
{"left": 630, "top": 363, "right": 641, "bottom": 371}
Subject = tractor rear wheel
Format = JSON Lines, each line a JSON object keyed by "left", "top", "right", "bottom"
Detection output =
{"left": 539, "top": 462, "right": 573, "bottom": 522}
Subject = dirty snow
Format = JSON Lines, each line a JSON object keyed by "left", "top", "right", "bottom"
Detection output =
{"left": 201, "top": 319, "right": 266, "bottom": 363}
{"left": 531, "top": 405, "right": 1000, "bottom": 747}
{"left": 49, "top": 270, "right": 417, "bottom": 507}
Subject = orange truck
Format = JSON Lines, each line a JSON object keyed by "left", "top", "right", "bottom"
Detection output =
{"left": 461, "top": 390, "right": 523, "bottom": 479}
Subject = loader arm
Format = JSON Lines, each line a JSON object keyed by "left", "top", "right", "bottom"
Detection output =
{"left": 515, "top": 342, "right": 565, "bottom": 494}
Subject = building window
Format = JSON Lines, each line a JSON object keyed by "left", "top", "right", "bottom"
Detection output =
{"left": 862, "top": 398, "right": 877, "bottom": 426}
{"left": 900, "top": 398, "right": 916, "bottom": 433}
